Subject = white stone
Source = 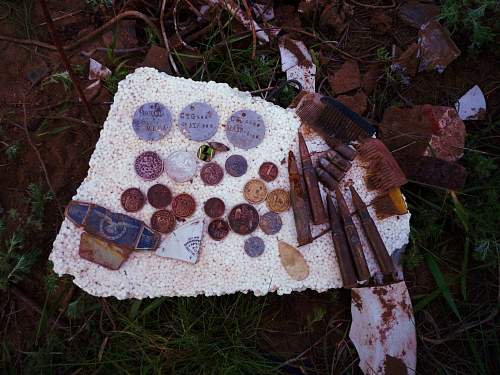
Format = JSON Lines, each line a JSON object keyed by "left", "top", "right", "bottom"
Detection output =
{"left": 164, "top": 150, "right": 198, "bottom": 182}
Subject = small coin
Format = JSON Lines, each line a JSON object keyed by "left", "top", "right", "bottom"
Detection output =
{"left": 132, "top": 102, "right": 172, "bottom": 141}
{"left": 172, "top": 193, "right": 196, "bottom": 218}
{"left": 266, "top": 189, "right": 290, "bottom": 213}
{"left": 204, "top": 197, "right": 225, "bottom": 218}
{"left": 178, "top": 102, "right": 219, "bottom": 141}
{"left": 150, "top": 209, "right": 176, "bottom": 234}
{"left": 208, "top": 219, "right": 230, "bottom": 241}
{"left": 135, "top": 151, "right": 164, "bottom": 180}
{"left": 244, "top": 236, "right": 265, "bottom": 257}
{"left": 197, "top": 145, "right": 215, "bottom": 162}
{"left": 228, "top": 203, "right": 259, "bottom": 235}
{"left": 259, "top": 211, "right": 282, "bottom": 235}
{"left": 120, "top": 188, "right": 145, "bottom": 212}
{"left": 147, "top": 184, "right": 172, "bottom": 209}
{"left": 200, "top": 162, "right": 224, "bottom": 186}
{"left": 165, "top": 150, "right": 197, "bottom": 183}
{"left": 258, "top": 162, "right": 278, "bottom": 182}
{"left": 225, "top": 109, "right": 266, "bottom": 150}
{"left": 225, "top": 154, "right": 248, "bottom": 177}
{"left": 243, "top": 179, "right": 268, "bottom": 204}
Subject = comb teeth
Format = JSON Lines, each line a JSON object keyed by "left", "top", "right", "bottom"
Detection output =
{"left": 358, "top": 139, "right": 407, "bottom": 192}
{"left": 295, "top": 93, "right": 324, "bottom": 127}
{"left": 371, "top": 188, "right": 408, "bottom": 219}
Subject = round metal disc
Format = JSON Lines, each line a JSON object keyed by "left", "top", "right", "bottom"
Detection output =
{"left": 178, "top": 102, "right": 219, "bottom": 141}
{"left": 132, "top": 102, "right": 172, "bottom": 141}
{"left": 225, "top": 109, "right": 266, "bottom": 150}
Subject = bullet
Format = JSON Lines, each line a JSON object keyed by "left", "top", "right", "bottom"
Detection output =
{"left": 288, "top": 151, "right": 313, "bottom": 246}
{"left": 326, "top": 194, "right": 358, "bottom": 288}
{"left": 326, "top": 149, "right": 352, "bottom": 172}
{"left": 349, "top": 185, "right": 396, "bottom": 278}
{"left": 316, "top": 167, "right": 339, "bottom": 190}
{"left": 298, "top": 132, "right": 328, "bottom": 225}
{"left": 335, "top": 188, "right": 370, "bottom": 283}
{"left": 319, "top": 158, "right": 345, "bottom": 181}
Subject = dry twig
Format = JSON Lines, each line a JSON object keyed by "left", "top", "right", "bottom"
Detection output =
{"left": 161, "top": 0, "right": 180, "bottom": 75}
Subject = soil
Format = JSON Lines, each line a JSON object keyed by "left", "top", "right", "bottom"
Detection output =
{"left": 0, "top": 0, "right": 499, "bottom": 373}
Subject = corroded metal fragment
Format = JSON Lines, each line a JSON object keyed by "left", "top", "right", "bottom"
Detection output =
{"left": 79, "top": 232, "right": 132, "bottom": 270}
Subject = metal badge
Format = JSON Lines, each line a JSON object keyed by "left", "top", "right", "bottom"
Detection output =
{"left": 178, "top": 102, "right": 219, "bottom": 141}
{"left": 225, "top": 109, "right": 266, "bottom": 150}
{"left": 132, "top": 102, "right": 172, "bottom": 141}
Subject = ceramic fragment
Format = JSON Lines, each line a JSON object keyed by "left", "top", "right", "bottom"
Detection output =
{"left": 155, "top": 218, "right": 204, "bottom": 263}
{"left": 279, "top": 38, "right": 316, "bottom": 93}
{"left": 454, "top": 85, "right": 486, "bottom": 120}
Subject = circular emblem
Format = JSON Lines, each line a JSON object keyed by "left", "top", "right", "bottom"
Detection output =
{"left": 225, "top": 109, "right": 266, "bottom": 150}
{"left": 134, "top": 151, "right": 164, "bottom": 180}
{"left": 258, "top": 162, "right": 278, "bottom": 182}
{"left": 150, "top": 209, "right": 176, "bottom": 234}
{"left": 259, "top": 211, "right": 282, "bottom": 235}
{"left": 266, "top": 189, "right": 290, "bottom": 213}
{"left": 164, "top": 151, "right": 197, "bottom": 183}
{"left": 204, "top": 197, "right": 225, "bottom": 218}
{"left": 178, "top": 102, "right": 219, "bottom": 141}
{"left": 208, "top": 219, "right": 230, "bottom": 241}
{"left": 172, "top": 193, "right": 196, "bottom": 218}
{"left": 228, "top": 203, "right": 259, "bottom": 235}
{"left": 244, "top": 236, "right": 265, "bottom": 257}
{"left": 197, "top": 145, "right": 215, "bottom": 162}
{"left": 120, "top": 188, "right": 145, "bottom": 212}
{"left": 147, "top": 184, "right": 172, "bottom": 209}
{"left": 225, "top": 154, "right": 248, "bottom": 177}
{"left": 243, "top": 179, "right": 268, "bottom": 204}
{"left": 200, "top": 162, "right": 224, "bottom": 186}
{"left": 132, "top": 102, "right": 172, "bottom": 141}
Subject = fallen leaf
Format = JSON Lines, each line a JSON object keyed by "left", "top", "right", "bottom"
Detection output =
{"left": 370, "top": 10, "right": 393, "bottom": 35}
{"left": 278, "top": 240, "right": 309, "bottom": 281}
{"left": 141, "top": 46, "right": 172, "bottom": 73}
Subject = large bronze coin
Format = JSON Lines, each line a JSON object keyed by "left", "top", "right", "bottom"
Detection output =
{"left": 228, "top": 203, "right": 259, "bottom": 235}
{"left": 172, "top": 193, "right": 196, "bottom": 218}
{"left": 208, "top": 219, "right": 230, "bottom": 241}
{"left": 258, "top": 162, "right": 278, "bottom": 182}
{"left": 200, "top": 162, "right": 224, "bottom": 186}
{"left": 204, "top": 197, "right": 225, "bottom": 218}
{"left": 120, "top": 188, "right": 145, "bottom": 212}
{"left": 150, "top": 209, "right": 176, "bottom": 234}
{"left": 147, "top": 184, "right": 172, "bottom": 209}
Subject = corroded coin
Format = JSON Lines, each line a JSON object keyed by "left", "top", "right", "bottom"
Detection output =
{"left": 147, "top": 184, "right": 172, "bottom": 209}
{"left": 228, "top": 203, "right": 259, "bottom": 235}
{"left": 225, "top": 154, "right": 248, "bottom": 177}
{"left": 243, "top": 179, "right": 268, "bottom": 204}
{"left": 244, "top": 236, "right": 265, "bottom": 257}
{"left": 225, "top": 109, "right": 266, "bottom": 150}
{"left": 165, "top": 150, "right": 197, "bottom": 183}
{"left": 200, "top": 162, "right": 224, "bottom": 186}
{"left": 208, "top": 219, "right": 230, "bottom": 241}
{"left": 266, "top": 189, "right": 290, "bottom": 213}
{"left": 178, "top": 102, "right": 219, "bottom": 141}
{"left": 172, "top": 193, "right": 196, "bottom": 218}
{"left": 197, "top": 145, "right": 215, "bottom": 162}
{"left": 259, "top": 211, "right": 282, "bottom": 235}
{"left": 132, "top": 102, "right": 172, "bottom": 141}
{"left": 258, "top": 162, "right": 278, "bottom": 182}
{"left": 134, "top": 151, "right": 164, "bottom": 180}
{"left": 150, "top": 209, "right": 176, "bottom": 234}
{"left": 204, "top": 197, "right": 225, "bottom": 218}
{"left": 120, "top": 188, "right": 145, "bottom": 212}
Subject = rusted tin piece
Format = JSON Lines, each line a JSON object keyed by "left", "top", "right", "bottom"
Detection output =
{"left": 325, "top": 194, "right": 358, "bottom": 289}
{"left": 326, "top": 149, "right": 351, "bottom": 172}
{"left": 288, "top": 151, "right": 313, "bottom": 246}
{"left": 79, "top": 232, "right": 132, "bottom": 270}
{"left": 298, "top": 132, "right": 328, "bottom": 225}
{"left": 66, "top": 201, "right": 160, "bottom": 251}
{"left": 349, "top": 282, "right": 417, "bottom": 375}
{"left": 319, "top": 158, "right": 345, "bottom": 181}
{"left": 349, "top": 185, "right": 396, "bottom": 278}
{"left": 334, "top": 188, "right": 370, "bottom": 283}
{"left": 316, "top": 167, "right": 338, "bottom": 190}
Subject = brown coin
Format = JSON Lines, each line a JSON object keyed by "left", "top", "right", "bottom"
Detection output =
{"left": 228, "top": 203, "right": 259, "bottom": 235}
{"left": 204, "top": 197, "right": 225, "bottom": 218}
{"left": 259, "top": 162, "right": 278, "bottom": 182}
{"left": 120, "top": 188, "right": 145, "bottom": 212}
{"left": 208, "top": 219, "right": 230, "bottom": 241}
{"left": 266, "top": 189, "right": 290, "bottom": 213}
{"left": 259, "top": 211, "right": 282, "bottom": 235}
{"left": 172, "top": 193, "right": 196, "bottom": 218}
{"left": 200, "top": 162, "right": 224, "bottom": 186}
{"left": 150, "top": 209, "right": 176, "bottom": 234}
{"left": 147, "top": 184, "right": 172, "bottom": 209}
{"left": 243, "top": 179, "right": 268, "bottom": 204}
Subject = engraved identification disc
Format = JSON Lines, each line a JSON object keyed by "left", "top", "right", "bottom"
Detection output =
{"left": 178, "top": 102, "right": 219, "bottom": 141}
{"left": 225, "top": 109, "right": 266, "bottom": 150}
{"left": 132, "top": 102, "right": 172, "bottom": 141}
